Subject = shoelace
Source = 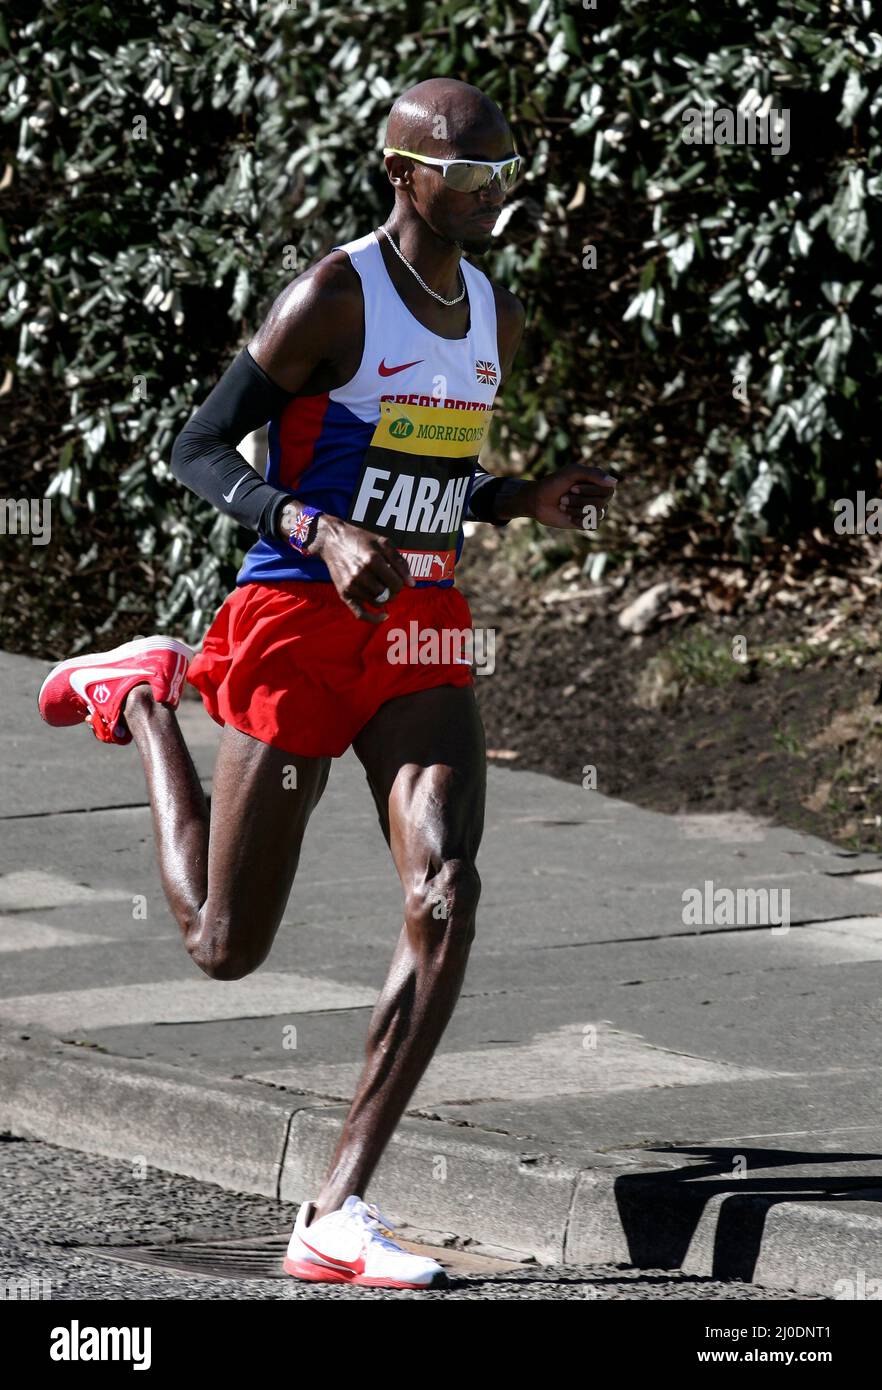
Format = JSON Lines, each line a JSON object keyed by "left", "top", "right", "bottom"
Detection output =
{"left": 349, "top": 1200, "right": 403, "bottom": 1251}
{"left": 85, "top": 707, "right": 125, "bottom": 740}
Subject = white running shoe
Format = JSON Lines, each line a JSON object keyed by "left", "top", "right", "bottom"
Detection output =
{"left": 284, "top": 1195, "right": 448, "bottom": 1289}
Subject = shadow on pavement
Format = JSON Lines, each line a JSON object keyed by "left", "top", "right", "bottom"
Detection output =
{"left": 614, "top": 1145, "right": 882, "bottom": 1280}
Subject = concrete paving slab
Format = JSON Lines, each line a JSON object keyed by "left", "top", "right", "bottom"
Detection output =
{"left": 247, "top": 1020, "right": 774, "bottom": 1107}
{"left": 0, "top": 913, "right": 389, "bottom": 1001}
{"left": 0, "top": 973, "right": 377, "bottom": 1031}
{"left": 0, "top": 934, "right": 197, "bottom": 998}
{"left": 81, "top": 1011, "right": 366, "bottom": 1075}
{"left": 10, "top": 938, "right": 881, "bottom": 1100}
{"left": 0, "top": 870, "right": 133, "bottom": 911}
{"left": 421, "top": 1072, "right": 882, "bottom": 1153}
{"left": 464, "top": 913, "right": 882, "bottom": 995}
{"left": 252, "top": 959, "right": 882, "bottom": 1081}
{"left": 0, "top": 915, "right": 114, "bottom": 952}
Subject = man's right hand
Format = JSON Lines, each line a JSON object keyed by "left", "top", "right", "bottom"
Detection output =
{"left": 309, "top": 514, "right": 414, "bottom": 623}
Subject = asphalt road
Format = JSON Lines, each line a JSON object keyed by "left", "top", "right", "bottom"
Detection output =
{"left": 0, "top": 1137, "right": 820, "bottom": 1301}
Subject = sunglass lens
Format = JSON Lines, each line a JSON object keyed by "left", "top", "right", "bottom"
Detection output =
{"left": 442, "top": 159, "right": 521, "bottom": 192}
{"left": 444, "top": 163, "right": 489, "bottom": 193}
{"left": 501, "top": 160, "right": 520, "bottom": 189}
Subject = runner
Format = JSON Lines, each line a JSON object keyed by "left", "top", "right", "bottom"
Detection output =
{"left": 38, "top": 77, "right": 616, "bottom": 1289}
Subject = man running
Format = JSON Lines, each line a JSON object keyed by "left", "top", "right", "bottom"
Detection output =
{"left": 38, "top": 77, "right": 616, "bottom": 1289}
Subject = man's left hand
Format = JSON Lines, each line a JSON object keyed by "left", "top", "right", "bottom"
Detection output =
{"left": 522, "top": 463, "right": 618, "bottom": 531}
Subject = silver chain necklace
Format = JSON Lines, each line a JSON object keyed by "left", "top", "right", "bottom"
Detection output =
{"left": 378, "top": 225, "right": 466, "bottom": 306}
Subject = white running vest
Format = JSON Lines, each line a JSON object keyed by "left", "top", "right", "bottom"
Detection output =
{"left": 329, "top": 230, "right": 501, "bottom": 583}
{"left": 238, "top": 229, "right": 502, "bottom": 588}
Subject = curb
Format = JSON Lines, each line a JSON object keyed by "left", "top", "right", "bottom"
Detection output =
{"left": 2, "top": 1028, "right": 879, "bottom": 1293}
{"left": 0, "top": 1028, "right": 296, "bottom": 1199}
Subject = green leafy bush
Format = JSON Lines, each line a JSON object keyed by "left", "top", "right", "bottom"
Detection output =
{"left": 2, "top": 0, "right": 879, "bottom": 650}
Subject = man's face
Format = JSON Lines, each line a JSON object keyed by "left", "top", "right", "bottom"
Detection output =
{"left": 403, "top": 125, "right": 517, "bottom": 253}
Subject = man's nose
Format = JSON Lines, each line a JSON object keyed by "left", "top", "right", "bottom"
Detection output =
{"left": 479, "top": 176, "right": 506, "bottom": 203}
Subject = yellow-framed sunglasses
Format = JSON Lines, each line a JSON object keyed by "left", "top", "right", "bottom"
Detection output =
{"left": 383, "top": 147, "right": 522, "bottom": 193}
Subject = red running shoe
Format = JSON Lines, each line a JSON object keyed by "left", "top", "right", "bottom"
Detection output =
{"left": 38, "top": 636, "right": 194, "bottom": 745}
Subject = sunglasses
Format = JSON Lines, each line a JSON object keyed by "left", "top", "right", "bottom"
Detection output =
{"left": 383, "top": 147, "right": 522, "bottom": 194}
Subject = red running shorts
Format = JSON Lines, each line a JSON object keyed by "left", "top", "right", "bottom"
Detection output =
{"left": 186, "top": 580, "right": 475, "bottom": 758}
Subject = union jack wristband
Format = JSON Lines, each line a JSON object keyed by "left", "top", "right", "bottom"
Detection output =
{"left": 286, "top": 505, "right": 323, "bottom": 554}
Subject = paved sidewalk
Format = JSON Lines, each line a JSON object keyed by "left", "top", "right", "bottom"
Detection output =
{"left": 4, "top": 649, "right": 882, "bottom": 1294}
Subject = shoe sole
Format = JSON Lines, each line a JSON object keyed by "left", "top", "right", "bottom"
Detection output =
{"left": 283, "top": 1255, "right": 446, "bottom": 1290}
{"left": 38, "top": 636, "right": 195, "bottom": 713}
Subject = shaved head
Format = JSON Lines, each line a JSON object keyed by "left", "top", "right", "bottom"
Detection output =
{"left": 385, "top": 78, "right": 511, "bottom": 157}
{"left": 382, "top": 78, "right": 516, "bottom": 253}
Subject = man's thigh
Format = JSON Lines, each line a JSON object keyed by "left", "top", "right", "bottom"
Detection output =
{"left": 200, "top": 724, "right": 331, "bottom": 958}
{"left": 352, "top": 684, "right": 487, "bottom": 873}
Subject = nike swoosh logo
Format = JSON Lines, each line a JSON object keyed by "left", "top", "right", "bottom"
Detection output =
{"left": 378, "top": 358, "right": 424, "bottom": 377}
{"left": 222, "top": 474, "right": 250, "bottom": 503}
{"left": 298, "top": 1235, "right": 365, "bottom": 1272}
{"left": 69, "top": 665, "right": 152, "bottom": 703}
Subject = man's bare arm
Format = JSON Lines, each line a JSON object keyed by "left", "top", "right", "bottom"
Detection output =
{"left": 246, "top": 252, "right": 363, "bottom": 399}
{"left": 249, "top": 257, "right": 414, "bottom": 620}
{"left": 171, "top": 254, "right": 412, "bottom": 622}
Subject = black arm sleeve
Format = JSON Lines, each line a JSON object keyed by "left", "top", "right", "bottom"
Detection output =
{"left": 465, "top": 466, "right": 527, "bottom": 525}
{"left": 169, "top": 346, "right": 296, "bottom": 540}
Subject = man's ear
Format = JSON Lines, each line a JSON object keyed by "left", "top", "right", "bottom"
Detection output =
{"left": 384, "top": 154, "right": 411, "bottom": 188}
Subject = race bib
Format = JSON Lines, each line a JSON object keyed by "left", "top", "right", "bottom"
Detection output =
{"left": 347, "top": 401, "right": 492, "bottom": 581}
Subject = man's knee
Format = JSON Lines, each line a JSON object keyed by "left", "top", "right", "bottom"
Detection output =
{"left": 405, "top": 858, "right": 481, "bottom": 938}
{"left": 186, "top": 917, "right": 268, "bottom": 981}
